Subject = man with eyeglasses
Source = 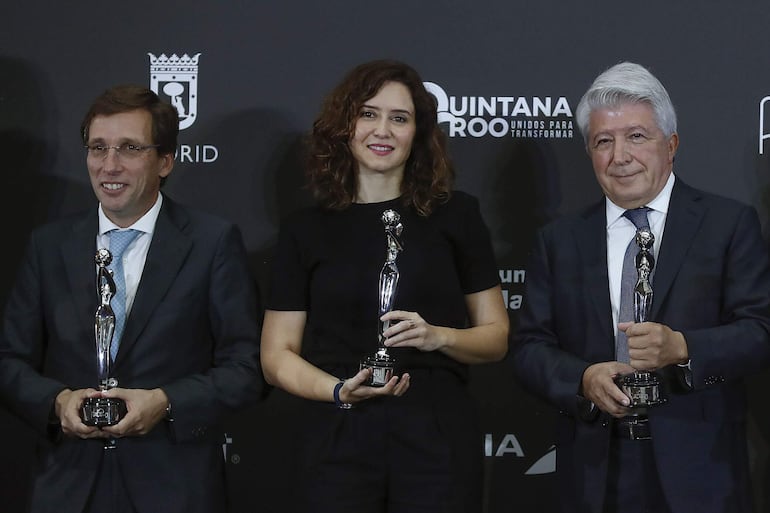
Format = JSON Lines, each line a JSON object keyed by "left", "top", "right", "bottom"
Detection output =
{"left": 0, "top": 85, "right": 262, "bottom": 513}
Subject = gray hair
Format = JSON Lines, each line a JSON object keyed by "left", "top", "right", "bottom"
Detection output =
{"left": 575, "top": 62, "right": 677, "bottom": 145}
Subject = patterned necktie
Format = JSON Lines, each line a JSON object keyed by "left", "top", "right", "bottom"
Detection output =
{"left": 107, "top": 229, "right": 141, "bottom": 360}
{"left": 616, "top": 207, "right": 652, "bottom": 363}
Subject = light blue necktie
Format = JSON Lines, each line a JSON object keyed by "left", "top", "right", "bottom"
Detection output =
{"left": 107, "top": 229, "right": 141, "bottom": 361}
{"left": 616, "top": 208, "right": 651, "bottom": 363}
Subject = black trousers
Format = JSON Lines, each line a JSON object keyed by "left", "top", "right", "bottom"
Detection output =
{"left": 84, "top": 443, "right": 138, "bottom": 513}
{"left": 603, "top": 437, "right": 672, "bottom": 513}
{"left": 293, "top": 368, "right": 482, "bottom": 513}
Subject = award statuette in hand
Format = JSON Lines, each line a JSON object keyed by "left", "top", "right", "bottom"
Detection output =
{"left": 81, "top": 248, "right": 128, "bottom": 426}
{"left": 360, "top": 209, "right": 403, "bottom": 387}
{"left": 614, "top": 228, "right": 667, "bottom": 439}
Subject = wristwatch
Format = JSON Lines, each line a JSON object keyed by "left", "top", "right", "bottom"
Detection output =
{"left": 333, "top": 381, "right": 353, "bottom": 410}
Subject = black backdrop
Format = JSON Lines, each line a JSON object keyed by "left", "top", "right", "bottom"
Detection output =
{"left": 3, "top": 1, "right": 770, "bottom": 511}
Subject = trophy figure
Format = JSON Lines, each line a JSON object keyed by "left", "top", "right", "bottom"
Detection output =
{"left": 614, "top": 227, "right": 667, "bottom": 439}
{"left": 360, "top": 209, "right": 403, "bottom": 387}
{"left": 81, "top": 248, "right": 127, "bottom": 426}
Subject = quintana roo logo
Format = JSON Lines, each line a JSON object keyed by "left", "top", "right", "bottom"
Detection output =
{"left": 423, "top": 81, "right": 460, "bottom": 125}
{"left": 422, "top": 81, "right": 573, "bottom": 139}
{"left": 148, "top": 53, "right": 201, "bottom": 130}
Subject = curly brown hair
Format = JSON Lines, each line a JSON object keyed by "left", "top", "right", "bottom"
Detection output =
{"left": 307, "top": 60, "right": 454, "bottom": 216}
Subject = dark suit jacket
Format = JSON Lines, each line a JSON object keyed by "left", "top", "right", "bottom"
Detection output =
{"left": 0, "top": 197, "right": 262, "bottom": 513}
{"left": 513, "top": 179, "right": 770, "bottom": 513}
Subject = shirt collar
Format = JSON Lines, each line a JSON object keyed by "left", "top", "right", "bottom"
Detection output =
{"left": 98, "top": 192, "right": 164, "bottom": 235}
{"left": 606, "top": 172, "right": 676, "bottom": 228}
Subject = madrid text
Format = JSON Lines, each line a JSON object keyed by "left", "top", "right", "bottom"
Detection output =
{"left": 175, "top": 144, "right": 219, "bottom": 163}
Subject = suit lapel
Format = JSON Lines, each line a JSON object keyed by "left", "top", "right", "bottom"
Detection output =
{"left": 61, "top": 213, "right": 99, "bottom": 346}
{"left": 115, "top": 199, "right": 192, "bottom": 364}
{"left": 651, "top": 180, "right": 704, "bottom": 319}
{"left": 576, "top": 199, "right": 614, "bottom": 340}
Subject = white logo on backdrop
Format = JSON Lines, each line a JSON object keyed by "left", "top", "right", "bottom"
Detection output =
{"left": 759, "top": 96, "right": 770, "bottom": 154}
{"left": 483, "top": 433, "right": 556, "bottom": 474}
{"left": 424, "top": 81, "right": 574, "bottom": 139}
{"left": 222, "top": 433, "right": 240, "bottom": 464}
{"left": 148, "top": 53, "right": 201, "bottom": 130}
{"left": 525, "top": 445, "right": 556, "bottom": 475}
{"left": 499, "top": 268, "right": 525, "bottom": 311}
{"left": 146, "top": 52, "right": 219, "bottom": 163}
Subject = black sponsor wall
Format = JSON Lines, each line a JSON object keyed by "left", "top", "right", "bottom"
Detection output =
{"left": 2, "top": 2, "right": 770, "bottom": 511}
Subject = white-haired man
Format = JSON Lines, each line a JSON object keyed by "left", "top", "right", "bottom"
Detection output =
{"left": 514, "top": 62, "right": 770, "bottom": 513}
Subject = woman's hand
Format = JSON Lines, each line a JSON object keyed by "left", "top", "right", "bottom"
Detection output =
{"left": 263, "top": 310, "right": 413, "bottom": 404}
{"left": 379, "top": 287, "right": 509, "bottom": 364}
{"left": 380, "top": 310, "right": 444, "bottom": 352}
{"left": 338, "top": 367, "right": 411, "bottom": 404}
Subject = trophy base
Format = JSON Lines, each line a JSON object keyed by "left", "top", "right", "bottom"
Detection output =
{"left": 614, "top": 371, "right": 667, "bottom": 408}
{"left": 614, "top": 413, "right": 652, "bottom": 441}
{"left": 360, "top": 356, "right": 396, "bottom": 388}
{"left": 81, "top": 397, "right": 127, "bottom": 427}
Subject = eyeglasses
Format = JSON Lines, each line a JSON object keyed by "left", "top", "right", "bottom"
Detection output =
{"left": 84, "top": 143, "right": 160, "bottom": 160}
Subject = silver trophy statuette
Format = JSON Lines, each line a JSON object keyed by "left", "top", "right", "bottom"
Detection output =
{"left": 360, "top": 209, "right": 403, "bottom": 387}
{"left": 633, "top": 228, "right": 655, "bottom": 324}
{"left": 614, "top": 227, "right": 667, "bottom": 439}
{"left": 81, "top": 248, "right": 127, "bottom": 427}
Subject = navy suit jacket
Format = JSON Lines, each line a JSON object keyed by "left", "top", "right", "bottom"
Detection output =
{"left": 514, "top": 179, "right": 770, "bottom": 513}
{"left": 0, "top": 197, "right": 262, "bottom": 513}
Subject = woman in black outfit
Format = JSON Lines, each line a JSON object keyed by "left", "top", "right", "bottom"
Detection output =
{"left": 261, "top": 59, "right": 509, "bottom": 513}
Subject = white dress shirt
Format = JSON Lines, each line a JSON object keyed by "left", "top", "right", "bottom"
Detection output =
{"left": 96, "top": 193, "right": 164, "bottom": 317}
{"left": 606, "top": 172, "right": 675, "bottom": 345}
